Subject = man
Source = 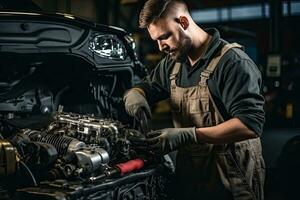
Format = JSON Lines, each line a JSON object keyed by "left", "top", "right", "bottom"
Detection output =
{"left": 123, "top": 0, "right": 265, "bottom": 199}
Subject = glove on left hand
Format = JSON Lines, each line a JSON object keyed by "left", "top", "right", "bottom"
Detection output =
{"left": 146, "top": 127, "right": 197, "bottom": 154}
{"left": 123, "top": 89, "right": 151, "bottom": 119}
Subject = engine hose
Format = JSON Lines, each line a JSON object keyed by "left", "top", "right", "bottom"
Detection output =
{"left": 82, "top": 168, "right": 158, "bottom": 196}
{"left": 115, "top": 158, "right": 144, "bottom": 176}
{"left": 89, "top": 159, "right": 144, "bottom": 182}
{"left": 19, "top": 160, "right": 37, "bottom": 186}
{"left": 108, "top": 75, "right": 117, "bottom": 98}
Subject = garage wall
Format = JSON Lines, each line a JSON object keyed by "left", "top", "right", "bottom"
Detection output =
{"left": 32, "top": 0, "right": 109, "bottom": 23}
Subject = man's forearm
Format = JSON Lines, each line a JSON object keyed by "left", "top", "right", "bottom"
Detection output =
{"left": 195, "top": 118, "right": 257, "bottom": 144}
{"left": 135, "top": 81, "right": 170, "bottom": 106}
{"left": 130, "top": 87, "right": 146, "bottom": 97}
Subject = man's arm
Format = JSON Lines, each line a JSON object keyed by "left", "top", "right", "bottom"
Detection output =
{"left": 195, "top": 118, "right": 257, "bottom": 144}
{"left": 145, "top": 118, "right": 257, "bottom": 154}
{"left": 215, "top": 53, "right": 265, "bottom": 137}
{"left": 135, "top": 56, "right": 173, "bottom": 105}
{"left": 123, "top": 57, "right": 172, "bottom": 119}
{"left": 203, "top": 52, "right": 264, "bottom": 143}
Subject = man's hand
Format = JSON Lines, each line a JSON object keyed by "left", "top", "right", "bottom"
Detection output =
{"left": 146, "top": 127, "right": 197, "bottom": 154}
{"left": 123, "top": 89, "right": 151, "bottom": 119}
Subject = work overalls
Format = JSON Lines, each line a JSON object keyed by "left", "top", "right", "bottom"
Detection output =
{"left": 170, "top": 43, "right": 265, "bottom": 200}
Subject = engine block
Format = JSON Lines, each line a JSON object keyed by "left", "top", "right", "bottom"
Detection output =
{"left": 0, "top": 112, "right": 174, "bottom": 200}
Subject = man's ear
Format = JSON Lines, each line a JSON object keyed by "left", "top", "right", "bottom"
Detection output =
{"left": 178, "top": 16, "right": 189, "bottom": 30}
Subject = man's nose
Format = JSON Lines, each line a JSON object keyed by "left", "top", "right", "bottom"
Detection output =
{"left": 158, "top": 40, "right": 168, "bottom": 52}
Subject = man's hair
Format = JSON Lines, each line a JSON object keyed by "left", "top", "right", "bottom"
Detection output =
{"left": 139, "top": 0, "right": 187, "bottom": 28}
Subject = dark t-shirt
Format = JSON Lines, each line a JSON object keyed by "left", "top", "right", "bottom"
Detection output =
{"left": 136, "top": 28, "right": 265, "bottom": 136}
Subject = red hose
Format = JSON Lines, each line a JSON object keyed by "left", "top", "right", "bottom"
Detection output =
{"left": 115, "top": 159, "right": 145, "bottom": 176}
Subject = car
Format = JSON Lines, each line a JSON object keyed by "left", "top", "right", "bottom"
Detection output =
{"left": 0, "top": 8, "right": 173, "bottom": 200}
{"left": 0, "top": 10, "right": 147, "bottom": 124}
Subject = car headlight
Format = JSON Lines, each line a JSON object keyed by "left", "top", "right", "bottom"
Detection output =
{"left": 89, "top": 34, "right": 127, "bottom": 60}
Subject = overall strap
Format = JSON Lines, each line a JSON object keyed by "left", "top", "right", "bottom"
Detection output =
{"left": 200, "top": 43, "right": 242, "bottom": 85}
{"left": 170, "top": 62, "right": 181, "bottom": 89}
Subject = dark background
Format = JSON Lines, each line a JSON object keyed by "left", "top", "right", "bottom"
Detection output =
{"left": 3, "top": 0, "right": 300, "bottom": 199}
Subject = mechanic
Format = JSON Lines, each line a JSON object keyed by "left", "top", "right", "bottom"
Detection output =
{"left": 123, "top": 0, "right": 265, "bottom": 199}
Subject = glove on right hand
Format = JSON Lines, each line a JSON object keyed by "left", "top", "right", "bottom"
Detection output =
{"left": 123, "top": 89, "right": 151, "bottom": 119}
{"left": 145, "top": 127, "right": 197, "bottom": 154}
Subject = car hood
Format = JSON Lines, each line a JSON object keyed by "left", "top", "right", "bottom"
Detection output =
{"left": 0, "top": 10, "right": 127, "bottom": 35}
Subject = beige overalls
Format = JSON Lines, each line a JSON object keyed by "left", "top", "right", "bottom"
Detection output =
{"left": 169, "top": 43, "right": 265, "bottom": 200}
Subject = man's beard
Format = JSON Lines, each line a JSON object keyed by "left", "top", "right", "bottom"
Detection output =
{"left": 169, "top": 38, "right": 192, "bottom": 62}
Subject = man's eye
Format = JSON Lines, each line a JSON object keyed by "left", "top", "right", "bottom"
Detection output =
{"left": 163, "top": 34, "right": 171, "bottom": 39}
{"left": 160, "top": 33, "right": 171, "bottom": 40}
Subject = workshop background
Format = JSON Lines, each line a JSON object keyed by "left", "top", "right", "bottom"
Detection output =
{"left": 3, "top": 0, "right": 300, "bottom": 199}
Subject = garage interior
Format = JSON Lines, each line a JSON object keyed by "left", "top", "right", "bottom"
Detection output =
{"left": 1, "top": 0, "right": 300, "bottom": 199}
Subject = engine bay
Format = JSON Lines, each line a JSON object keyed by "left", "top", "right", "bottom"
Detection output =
{"left": 0, "top": 13, "right": 171, "bottom": 199}
{"left": 0, "top": 112, "right": 174, "bottom": 200}
{"left": 0, "top": 49, "right": 174, "bottom": 200}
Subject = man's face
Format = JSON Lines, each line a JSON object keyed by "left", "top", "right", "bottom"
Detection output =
{"left": 148, "top": 17, "right": 191, "bottom": 62}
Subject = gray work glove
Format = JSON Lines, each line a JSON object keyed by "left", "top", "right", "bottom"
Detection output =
{"left": 123, "top": 89, "right": 151, "bottom": 119}
{"left": 146, "top": 127, "right": 197, "bottom": 154}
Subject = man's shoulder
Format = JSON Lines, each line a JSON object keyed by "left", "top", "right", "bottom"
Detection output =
{"left": 218, "top": 41, "right": 251, "bottom": 61}
{"left": 213, "top": 43, "right": 260, "bottom": 79}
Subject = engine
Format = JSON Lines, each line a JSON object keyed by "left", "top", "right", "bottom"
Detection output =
{"left": 0, "top": 112, "right": 174, "bottom": 200}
